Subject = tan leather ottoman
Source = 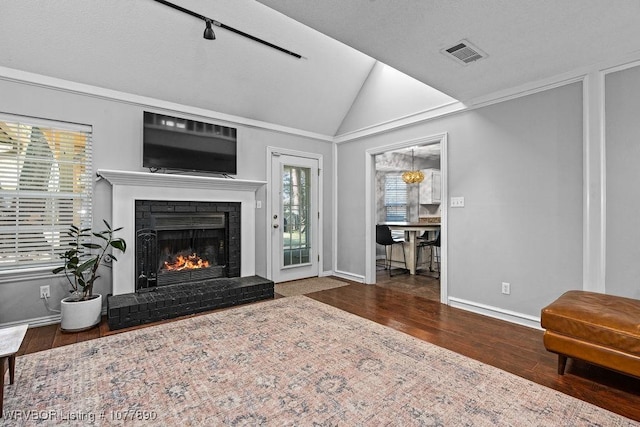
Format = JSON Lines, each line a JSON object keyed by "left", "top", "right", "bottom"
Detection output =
{"left": 540, "top": 290, "right": 640, "bottom": 378}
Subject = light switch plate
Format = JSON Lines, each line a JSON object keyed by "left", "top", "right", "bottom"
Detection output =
{"left": 450, "top": 196, "right": 465, "bottom": 208}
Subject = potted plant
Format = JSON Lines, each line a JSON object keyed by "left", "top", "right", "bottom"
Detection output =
{"left": 53, "top": 220, "right": 126, "bottom": 332}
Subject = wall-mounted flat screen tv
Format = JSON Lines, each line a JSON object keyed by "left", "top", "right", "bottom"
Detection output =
{"left": 143, "top": 112, "right": 237, "bottom": 174}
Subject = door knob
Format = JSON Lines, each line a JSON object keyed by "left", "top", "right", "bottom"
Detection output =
{"left": 273, "top": 224, "right": 279, "bottom": 229}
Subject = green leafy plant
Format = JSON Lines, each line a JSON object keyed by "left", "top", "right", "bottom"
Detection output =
{"left": 52, "top": 220, "right": 126, "bottom": 301}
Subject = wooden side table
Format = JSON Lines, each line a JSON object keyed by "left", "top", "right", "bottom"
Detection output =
{"left": 1, "top": 324, "right": 28, "bottom": 418}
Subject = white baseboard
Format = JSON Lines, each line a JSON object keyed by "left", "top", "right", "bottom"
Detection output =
{"left": 319, "top": 270, "right": 334, "bottom": 277}
{"left": 448, "top": 297, "right": 542, "bottom": 330}
{"left": 0, "top": 307, "right": 108, "bottom": 330}
{"left": 1, "top": 314, "right": 61, "bottom": 330}
{"left": 332, "top": 270, "right": 365, "bottom": 283}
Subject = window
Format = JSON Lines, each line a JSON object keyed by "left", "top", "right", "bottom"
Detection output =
{"left": 282, "top": 165, "right": 311, "bottom": 266}
{"left": 0, "top": 114, "right": 93, "bottom": 270}
{"left": 384, "top": 174, "right": 407, "bottom": 222}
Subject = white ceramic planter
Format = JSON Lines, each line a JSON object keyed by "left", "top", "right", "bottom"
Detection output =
{"left": 60, "top": 294, "right": 102, "bottom": 332}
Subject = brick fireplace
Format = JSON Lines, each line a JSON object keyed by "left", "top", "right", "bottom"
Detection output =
{"left": 97, "top": 170, "right": 273, "bottom": 330}
{"left": 98, "top": 169, "right": 266, "bottom": 295}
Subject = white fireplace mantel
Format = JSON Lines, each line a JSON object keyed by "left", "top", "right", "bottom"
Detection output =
{"left": 97, "top": 169, "right": 266, "bottom": 295}
{"left": 97, "top": 169, "right": 266, "bottom": 192}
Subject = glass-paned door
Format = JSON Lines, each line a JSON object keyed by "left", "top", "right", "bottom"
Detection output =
{"left": 271, "top": 153, "right": 318, "bottom": 282}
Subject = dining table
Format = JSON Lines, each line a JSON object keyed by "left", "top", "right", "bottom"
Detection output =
{"left": 382, "top": 222, "right": 441, "bottom": 275}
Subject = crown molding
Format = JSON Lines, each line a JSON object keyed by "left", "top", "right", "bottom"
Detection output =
{"left": 333, "top": 51, "right": 640, "bottom": 145}
{"left": 0, "top": 65, "right": 333, "bottom": 143}
{"left": 334, "top": 101, "right": 466, "bottom": 144}
{"left": 4, "top": 50, "right": 640, "bottom": 149}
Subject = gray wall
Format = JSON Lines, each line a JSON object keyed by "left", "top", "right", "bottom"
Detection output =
{"left": 338, "top": 82, "right": 584, "bottom": 317}
{"left": 0, "top": 78, "right": 334, "bottom": 325}
{"left": 4, "top": 63, "right": 640, "bottom": 327}
{"left": 605, "top": 66, "right": 640, "bottom": 299}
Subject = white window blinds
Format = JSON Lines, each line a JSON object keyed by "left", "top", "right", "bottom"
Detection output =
{"left": 384, "top": 174, "right": 407, "bottom": 222}
{"left": 0, "top": 114, "right": 93, "bottom": 270}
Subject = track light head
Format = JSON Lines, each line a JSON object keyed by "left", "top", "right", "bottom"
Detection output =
{"left": 152, "top": 0, "right": 301, "bottom": 57}
{"left": 203, "top": 19, "right": 216, "bottom": 40}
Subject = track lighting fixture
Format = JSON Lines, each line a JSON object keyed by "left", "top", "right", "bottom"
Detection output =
{"left": 203, "top": 19, "right": 215, "bottom": 40}
{"left": 152, "top": 0, "right": 302, "bottom": 59}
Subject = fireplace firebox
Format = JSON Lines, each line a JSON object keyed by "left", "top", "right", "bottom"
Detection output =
{"left": 134, "top": 200, "right": 241, "bottom": 292}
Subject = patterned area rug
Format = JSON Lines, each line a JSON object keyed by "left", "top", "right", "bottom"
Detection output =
{"left": 274, "top": 277, "right": 350, "bottom": 296}
{"left": 3, "top": 296, "right": 637, "bottom": 426}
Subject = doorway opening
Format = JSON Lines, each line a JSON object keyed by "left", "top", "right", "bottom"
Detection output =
{"left": 365, "top": 133, "right": 448, "bottom": 304}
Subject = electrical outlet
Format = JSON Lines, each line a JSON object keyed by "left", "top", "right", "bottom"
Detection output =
{"left": 501, "top": 282, "right": 510, "bottom": 295}
{"left": 40, "top": 285, "right": 50, "bottom": 299}
{"left": 450, "top": 196, "right": 465, "bottom": 208}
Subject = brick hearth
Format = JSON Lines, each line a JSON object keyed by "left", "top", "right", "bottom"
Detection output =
{"left": 107, "top": 276, "right": 273, "bottom": 330}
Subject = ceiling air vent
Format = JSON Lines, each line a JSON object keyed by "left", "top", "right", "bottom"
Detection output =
{"left": 441, "top": 39, "right": 487, "bottom": 65}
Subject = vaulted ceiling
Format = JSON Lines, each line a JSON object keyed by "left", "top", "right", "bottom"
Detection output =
{"left": 0, "top": 1, "right": 375, "bottom": 136}
{"left": 2, "top": 1, "right": 640, "bottom": 138}
{"left": 257, "top": 0, "right": 640, "bottom": 101}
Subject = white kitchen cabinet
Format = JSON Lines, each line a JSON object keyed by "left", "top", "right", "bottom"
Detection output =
{"left": 419, "top": 169, "right": 441, "bottom": 204}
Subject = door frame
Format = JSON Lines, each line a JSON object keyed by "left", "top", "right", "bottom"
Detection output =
{"left": 364, "top": 132, "right": 448, "bottom": 304}
{"left": 266, "top": 146, "right": 323, "bottom": 282}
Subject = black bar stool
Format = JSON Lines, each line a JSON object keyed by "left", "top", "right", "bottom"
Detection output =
{"left": 416, "top": 231, "right": 440, "bottom": 278}
{"left": 376, "top": 225, "right": 408, "bottom": 276}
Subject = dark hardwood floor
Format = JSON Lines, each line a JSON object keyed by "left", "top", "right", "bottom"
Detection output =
{"left": 311, "top": 280, "right": 640, "bottom": 422}
{"left": 375, "top": 267, "right": 441, "bottom": 301}
{"left": 15, "top": 276, "right": 640, "bottom": 422}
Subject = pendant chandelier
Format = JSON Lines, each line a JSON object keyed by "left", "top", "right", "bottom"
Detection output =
{"left": 402, "top": 149, "right": 424, "bottom": 184}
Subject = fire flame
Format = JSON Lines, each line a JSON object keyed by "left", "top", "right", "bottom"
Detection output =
{"left": 163, "top": 253, "right": 210, "bottom": 271}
